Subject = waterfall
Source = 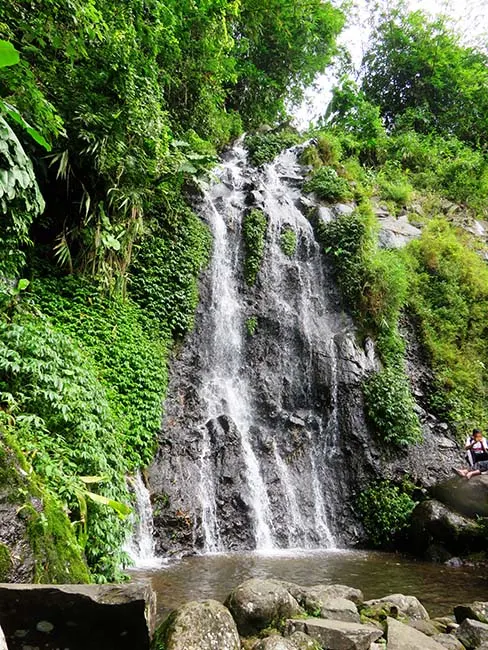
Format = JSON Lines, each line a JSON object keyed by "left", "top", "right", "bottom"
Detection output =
{"left": 151, "top": 141, "right": 375, "bottom": 554}
{"left": 125, "top": 472, "right": 162, "bottom": 569}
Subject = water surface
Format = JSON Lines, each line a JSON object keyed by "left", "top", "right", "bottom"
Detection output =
{"left": 132, "top": 549, "right": 488, "bottom": 622}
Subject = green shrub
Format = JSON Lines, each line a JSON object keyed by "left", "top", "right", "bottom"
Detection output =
{"left": 358, "top": 481, "right": 416, "bottom": 548}
{"left": 376, "top": 161, "right": 413, "bottom": 206}
{"left": 246, "top": 316, "right": 258, "bottom": 336}
{"left": 0, "top": 543, "right": 11, "bottom": 581}
{"left": 303, "top": 166, "right": 352, "bottom": 202}
{"left": 363, "top": 366, "right": 423, "bottom": 446}
{"left": 245, "top": 130, "right": 301, "bottom": 167}
{"left": 243, "top": 209, "right": 268, "bottom": 285}
{"left": 280, "top": 227, "right": 297, "bottom": 257}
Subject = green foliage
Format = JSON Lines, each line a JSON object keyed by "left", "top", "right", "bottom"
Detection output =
{"left": 362, "top": 11, "right": 488, "bottom": 150}
{"left": 403, "top": 219, "right": 488, "bottom": 432}
{"left": 0, "top": 542, "right": 11, "bottom": 581}
{"left": 129, "top": 203, "right": 211, "bottom": 339}
{"left": 243, "top": 208, "right": 268, "bottom": 286}
{"left": 280, "top": 227, "right": 297, "bottom": 257}
{"left": 246, "top": 316, "right": 258, "bottom": 336}
{"left": 32, "top": 275, "right": 169, "bottom": 468}
{"left": 245, "top": 130, "right": 301, "bottom": 167}
{"left": 304, "top": 166, "right": 352, "bottom": 202}
{"left": 363, "top": 367, "right": 423, "bottom": 446}
{"left": 0, "top": 314, "right": 130, "bottom": 581}
{"left": 376, "top": 162, "right": 413, "bottom": 207}
{"left": 0, "top": 116, "right": 44, "bottom": 276}
{"left": 358, "top": 481, "right": 416, "bottom": 548}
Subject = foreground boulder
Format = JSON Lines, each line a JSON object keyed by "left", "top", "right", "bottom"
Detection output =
{"left": 253, "top": 636, "right": 297, "bottom": 650}
{"left": 0, "top": 582, "right": 155, "bottom": 650}
{"left": 432, "top": 633, "right": 466, "bottom": 650}
{"left": 455, "top": 603, "right": 488, "bottom": 625}
{"left": 288, "top": 617, "right": 382, "bottom": 650}
{"left": 387, "top": 616, "right": 446, "bottom": 649}
{"left": 456, "top": 618, "right": 488, "bottom": 648}
{"left": 155, "top": 599, "right": 240, "bottom": 650}
{"left": 319, "top": 597, "right": 360, "bottom": 623}
{"left": 225, "top": 579, "right": 302, "bottom": 635}
{"left": 363, "top": 594, "right": 429, "bottom": 621}
{"left": 432, "top": 475, "right": 488, "bottom": 519}
{"left": 288, "top": 630, "right": 321, "bottom": 649}
{"left": 290, "top": 584, "right": 363, "bottom": 612}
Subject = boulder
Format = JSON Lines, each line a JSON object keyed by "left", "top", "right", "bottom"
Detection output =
{"left": 409, "top": 500, "right": 484, "bottom": 558}
{"left": 455, "top": 603, "right": 488, "bottom": 625}
{"left": 319, "top": 598, "right": 360, "bottom": 623}
{"left": 363, "top": 594, "right": 429, "bottom": 621}
{"left": 225, "top": 579, "right": 302, "bottom": 635}
{"left": 333, "top": 203, "right": 355, "bottom": 217}
{"left": 431, "top": 476, "right": 488, "bottom": 519}
{"left": 290, "top": 584, "right": 363, "bottom": 611}
{"left": 156, "top": 600, "right": 240, "bottom": 650}
{"left": 288, "top": 631, "right": 321, "bottom": 649}
{"left": 387, "top": 617, "right": 446, "bottom": 650}
{"left": 432, "top": 633, "right": 466, "bottom": 650}
{"left": 253, "top": 636, "right": 297, "bottom": 650}
{"left": 288, "top": 618, "right": 383, "bottom": 650}
{"left": 409, "top": 619, "right": 442, "bottom": 636}
{"left": 456, "top": 619, "right": 488, "bottom": 648}
{"left": 0, "top": 582, "right": 155, "bottom": 650}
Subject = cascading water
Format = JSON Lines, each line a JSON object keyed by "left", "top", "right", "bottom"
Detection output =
{"left": 125, "top": 472, "right": 162, "bottom": 569}
{"left": 149, "top": 141, "right": 377, "bottom": 555}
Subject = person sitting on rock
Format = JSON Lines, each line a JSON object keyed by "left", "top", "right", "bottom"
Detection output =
{"left": 453, "top": 429, "right": 488, "bottom": 479}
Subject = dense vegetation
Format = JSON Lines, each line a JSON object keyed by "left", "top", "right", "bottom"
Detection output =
{"left": 0, "top": 0, "right": 344, "bottom": 580}
{"left": 1, "top": 0, "right": 488, "bottom": 569}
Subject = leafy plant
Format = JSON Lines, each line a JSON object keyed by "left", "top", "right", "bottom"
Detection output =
{"left": 245, "top": 130, "right": 301, "bottom": 167}
{"left": 358, "top": 481, "right": 416, "bottom": 548}
{"left": 304, "top": 166, "right": 352, "bottom": 202}
{"left": 246, "top": 316, "right": 258, "bottom": 336}
{"left": 280, "top": 227, "right": 297, "bottom": 257}
{"left": 243, "top": 208, "right": 268, "bottom": 285}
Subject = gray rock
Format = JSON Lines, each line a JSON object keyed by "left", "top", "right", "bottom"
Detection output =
{"left": 377, "top": 214, "right": 421, "bottom": 249}
{"left": 455, "top": 603, "right": 488, "bottom": 625}
{"left": 316, "top": 206, "right": 335, "bottom": 226}
{"left": 254, "top": 635, "right": 297, "bottom": 650}
{"left": 387, "top": 617, "right": 446, "bottom": 649}
{"left": 0, "top": 582, "right": 156, "bottom": 650}
{"left": 288, "top": 618, "right": 383, "bottom": 650}
{"left": 408, "top": 619, "right": 442, "bottom": 636}
{"left": 225, "top": 579, "right": 302, "bottom": 635}
{"left": 319, "top": 598, "right": 360, "bottom": 623}
{"left": 334, "top": 203, "right": 355, "bottom": 216}
{"left": 432, "top": 475, "right": 488, "bottom": 520}
{"left": 456, "top": 618, "right": 488, "bottom": 648}
{"left": 158, "top": 599, "right": 240, "bottom": 650}
{"left": 290, "top": 584, "right": 364, "bottom": 612}
{"left": 409, "top": 500, "right": 484, "bottom": 558}
{"left": 364, "top": 594, "right": 429, "bottom": 621}
{"left": 432, "top": 633, "right": 466, "bottom": 650}
{"left": 288, "top": 630, "right": 321, "bottom": 649}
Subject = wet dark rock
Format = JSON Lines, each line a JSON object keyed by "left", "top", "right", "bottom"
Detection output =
{"left": 456, "top": 618, "right": 488, "bottom": 648}
{"left": 155, "top": 599, "right": 240, "bottom": 650}
{"left": 225, "top": 579, "right": 302, "bottom": 636}
{"left": 0, "top": 582, "right": 156, "bottom": 650}
{"left": 409, "top": 500, "right": 485, "bottom": 559}
{"left": 287, "top": 617, "right": 382, "bottom": 650}
{"left": 455, "top": 603, "right": 488, "bottom": 625}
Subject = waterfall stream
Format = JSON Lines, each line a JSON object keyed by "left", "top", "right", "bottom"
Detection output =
{"left": 125, "top": 472, "right": 162, "bottom": 569}
{"left": 150, "top": 141, "right": 376, "bottom": 555}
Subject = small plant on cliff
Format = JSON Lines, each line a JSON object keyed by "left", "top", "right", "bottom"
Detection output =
{"left": 363, "top": 366, "right": 423, "bottom": 446}
{"left": 358, "top": 481, "right": 416, "bottom": 548}
{"left": 303, "top": 166, "right": 352, "bottom": 202}
{"left": 245, "top": 130, "right": 301, "bottom": 167}
{"left": 280, "top": 227, "right": 297, "bottom": 257}
{"left": 246, "top": 316, "right": 258, "bottom": 336}
{"left": 243, "top": 209, "right": 268, "bottom": 285}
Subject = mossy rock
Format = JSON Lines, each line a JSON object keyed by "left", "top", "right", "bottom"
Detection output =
{"left": 0, "top": 543, "right": 11, "bottom": 581}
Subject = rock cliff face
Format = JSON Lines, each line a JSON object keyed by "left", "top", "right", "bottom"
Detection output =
{"left": 149, "top": 143, "right": 463, "bottom": 555}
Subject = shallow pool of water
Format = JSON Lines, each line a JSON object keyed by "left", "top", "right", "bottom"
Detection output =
{"left": 131, "top": 549, "right": 488, "bottom": 622}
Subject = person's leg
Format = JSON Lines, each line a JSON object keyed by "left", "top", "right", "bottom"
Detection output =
{"left": 453, "top": 468, "right": 469, "bottom": 476}
{"left": 466, "top": 469, "right": 481, "bottom": 479}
